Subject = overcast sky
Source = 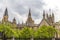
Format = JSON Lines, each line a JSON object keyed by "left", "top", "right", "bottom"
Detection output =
{"left": 0, "top": 0, "right": 60, "bottom": 24}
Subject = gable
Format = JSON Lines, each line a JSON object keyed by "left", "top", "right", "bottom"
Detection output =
{"left": 39, "top": 19, "right": 50, "bottom": 27}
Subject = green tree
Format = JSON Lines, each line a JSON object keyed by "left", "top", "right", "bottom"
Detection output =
{"left": 20, "top": 27, "right": 33, "bottom": 38}
{"left": 0, "top": 23, "right": 19, "bottom": 38}
{"left": 0, "top": 23, "right": 57, "bottom": 39}
{"left": 34, "top": 25, "right": 56, "bottom": 38}
{"left": 0, "top": 24, "right": 4, "bottom": 32}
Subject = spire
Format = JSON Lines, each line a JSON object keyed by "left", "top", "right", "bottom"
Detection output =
{"left": 28, "top": 9, "right": 31, "bottom": 17}
{"left": 4, "top": 8, "right": 8, "bottom": 16}
{"left": 43, "top": 10, "right": 45, "bottom": 19}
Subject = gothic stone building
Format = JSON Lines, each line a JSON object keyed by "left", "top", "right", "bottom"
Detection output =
{"left": 1, "top": 8, "right": 60, "bottom": 38}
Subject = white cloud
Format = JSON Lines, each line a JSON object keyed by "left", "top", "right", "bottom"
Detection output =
{"left": 5, "top": 0, "right": 44, "bottom": 24}
{"left": 0, "top": 0, "right": 60, "bottom": 24}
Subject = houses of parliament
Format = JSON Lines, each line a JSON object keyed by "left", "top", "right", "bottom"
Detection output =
{"left": 1, "top": 8, "right": 60, "bottom": 38}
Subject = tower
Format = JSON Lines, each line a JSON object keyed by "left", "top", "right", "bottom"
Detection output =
{"left": 2, "top": 8, "right": 8, "bottom": 23}
{"left": 26, "top": 9, "right": 34, "bottom": 27}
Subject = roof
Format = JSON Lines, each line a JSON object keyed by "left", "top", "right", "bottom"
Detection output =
{"left": 38, "top": 18, "right": 51, "bottom": 27}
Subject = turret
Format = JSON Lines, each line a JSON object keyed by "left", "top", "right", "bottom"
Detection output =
{"left": 43, "top": 10, "right": 45, "bottom": 19}
{"left": 52, "top": 13, "right": 54, "bottom": 19}
{"left": 12, "top": 17, "right": 16, "bottom": 24}
{"left": 46, "top": 13, "right": 48, "bottom": 19}
{"left": 52, "top": 13, "right": 54, "bottom": 23}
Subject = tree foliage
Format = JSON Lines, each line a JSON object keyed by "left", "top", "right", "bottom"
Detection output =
{"left": 34, "top": 25, "right": 56, "bottom": 38}
{"left": 0, "top": 23, "right": 56, "bottom": 38}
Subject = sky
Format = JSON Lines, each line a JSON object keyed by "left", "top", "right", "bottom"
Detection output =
{"left": 0, "top": 0, "right": 60, "bottom": 24}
